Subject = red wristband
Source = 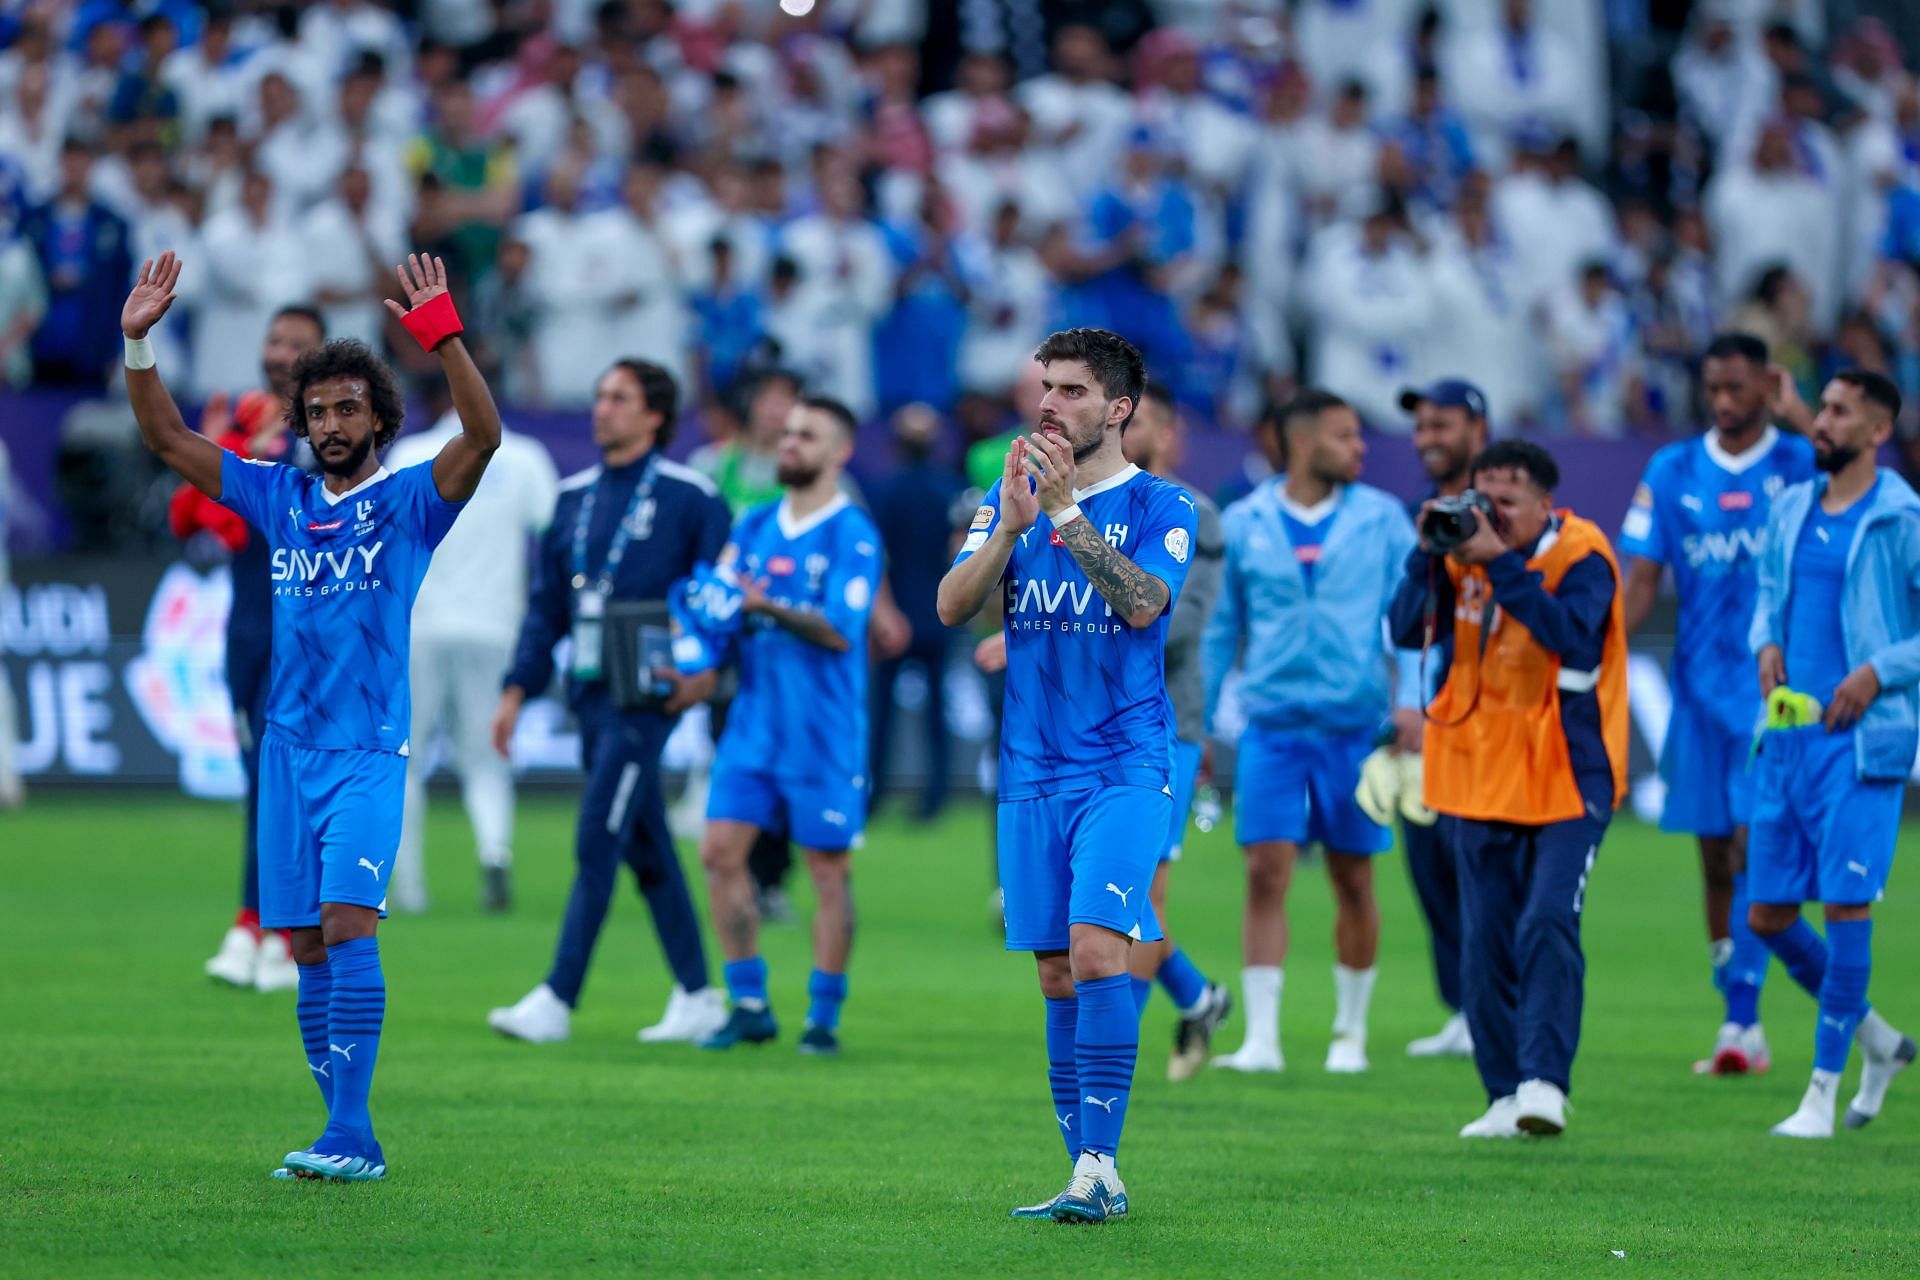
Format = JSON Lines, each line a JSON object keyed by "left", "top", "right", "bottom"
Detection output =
{"left": 399, "top": 291, "right": 463, "bottom": 352}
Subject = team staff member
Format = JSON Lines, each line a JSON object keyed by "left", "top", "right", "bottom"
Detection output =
{"left": 487, "top": 360, "right": 732, "bottom": 1047}
{"left": 1205, "top": 390, "right": 1421, "bottom": 1076}
{"left": 1392, "top": 378, "right": 1488, "bottom": 1060}
{"left": 1747, "top": 369, "right": 1918, "bottom": 1139}
{"left": 1390, "top": 440, "right": 1629, "bottom": 1140}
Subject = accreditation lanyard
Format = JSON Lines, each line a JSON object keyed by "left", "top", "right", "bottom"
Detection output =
{"left": 569, "top": 457, "right": 659, "bottom": 680}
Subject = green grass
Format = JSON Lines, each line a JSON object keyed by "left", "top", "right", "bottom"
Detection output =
{"left": 1, "top": 793, "right": 1915, "bottom": 1277}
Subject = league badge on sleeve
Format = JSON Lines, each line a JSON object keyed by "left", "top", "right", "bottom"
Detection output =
{"left": 1164, "top": 527, "right": 1191, "bottom": 564}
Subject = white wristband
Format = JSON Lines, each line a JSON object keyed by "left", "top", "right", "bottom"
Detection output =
{"left": 124, "top": 335, "right": 155, "bottom": 370}
{"left": 1046, "top": 502, "right": 1084, "bottom": 528}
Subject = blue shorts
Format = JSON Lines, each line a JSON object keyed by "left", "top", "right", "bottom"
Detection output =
{"left": 1163, "top": 739, "right": 1204, "bottom": 863}
{"left": 998, "top": 786, "right": 1169, "bottom": 952}
{"left": 1234, "top": 725, "right": 1392, "bottom": 854}
{"left": 708, "top": 757, "right": 864, "bottom": 852}
{"left": 256, "top": 732, "right": 403, "bottom": 929}
{"left": 1748, "top": 727, "right": 1902, "bottom": 906}
{"left": 1658, "top": 697, "right": 1754, "bottom": 837}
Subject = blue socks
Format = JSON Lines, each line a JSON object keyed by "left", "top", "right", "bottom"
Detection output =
{"left": 1815, "top": 919, "right": 1873, "bottom": 1074}
{"left": 806, "top": 968, "right": 847, "bottom": 1030}
{"left": 1157, "top": 947, "right": 1208, "bottom": 1012}
{"left": 1044, "top": 996, "right": 1079, "bottom": 1161}
{"left": 296, "top": 959, "right": 333, "bottom": 1109}
{"left": 1763, "top": 917, "right": 1830, "bottom": 998}
{"left": 1074, "top": 974, "right": 1139, "bottom": 1161}
{"left": 723, "top": 956, "right": 770, "bottom": 1010}
{"left": 320, "top": 936, "right": 384, "bottom": 1153}
{"left": 1130, "top": 976, "right": 1152, "bottom": 1019}
{"left": 1722, "top": 873, "right": 1769, "bottom": 1028}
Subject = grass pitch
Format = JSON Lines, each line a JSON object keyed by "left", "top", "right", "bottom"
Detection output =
{"left": 2, "top": 792, "right": 1915, "bottom": 1277}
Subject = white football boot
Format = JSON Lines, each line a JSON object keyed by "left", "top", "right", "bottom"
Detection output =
{"left": 253, "top": 930, "right": 299, "bottom": 992}
{"left": 1772, "top": 1071, "right": 1839, "bottom": 1139}
{"left": 1515, "top": 1079, "right": 1569, "bottom": 1135}
{"left": 638, "top": 985, "right": 729, "bottom": 1043}
{"left": 1460, "top": 1095, "right": 1521, "bottom": 1138}
{"left": 205, "top": 926, "right": 258, "bottom": 987}
{"left": 1408, "top": 1011, "right": 1474, "bottom": 1058}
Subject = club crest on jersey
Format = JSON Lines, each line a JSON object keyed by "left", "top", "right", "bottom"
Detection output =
{"left": 1719, "top": 490, "right": 1754, "bottom": 511}
{"left": 354, "top": 498, "right": 378, "bottom": 536}
{"left": 805, "top": 553, "right": 830, "bottom": 592}
{"left": 1103, "top": 523, "right": 1129, "bottom": 548}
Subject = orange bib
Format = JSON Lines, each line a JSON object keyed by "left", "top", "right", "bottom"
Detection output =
{"left": 1423, "top": 512, "right": 1629, "bottom": 825}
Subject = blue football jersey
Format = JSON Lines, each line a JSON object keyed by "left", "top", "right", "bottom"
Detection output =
{"left": 956, "top": 464, "right": 1198, "bottom": 800}
{"left": 217, "top": 452, "right": 465, "bottom": 753}
{"left": 717, "top": 494, "right": 883, "bottom": 786}
{"left": 1619, "top": 427, "right": 1815, "bottom": 733}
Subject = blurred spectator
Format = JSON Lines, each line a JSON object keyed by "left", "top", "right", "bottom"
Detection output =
{"left": 1296, "top": 79, "right": 1383, "bottom": 231}
{"left": 160, "top": 10, "right": 250, "bottom": 145}
{"left": 955, "top": 197, "right": 1052, "bottom": 398}
{"left": 0, "top": 62, "right": 65, "bottom": 202}
{"left": 1446, "top": 0, "right": 1594, "bottom": 166}
{"left": 516, "top": 164, "right": 620, "bottom": 407}
{"left": 1426, "top": 175, "right": 1537, "bottom": 428}
{"left": 867, "top": 403, "right": 966, "bottom": 823}
{"left": 1017, "top": 23, "right": 1131, "bottom": 197}
{"left": 1674, "top": 4, "right": 1776, "bottom": 151}
{"left": 923, "top": 52, "right": 1013, "bottom": 154}
{"left": 1545, "top": 260, "right": 1642, "bottom": 437}
{"left": 1493, "top": 134, "right": 1617, "bottom": 310}
{"left": 703, "top": 368, "right": 800, "bottom": 515}
{"left": 20, "top": 139, "right": 131, "bottom": 387}
{"left": 1383, "top": 67, "right": 1476, "bottom": 211}
{"left": 778, "top": 164, "right": 894, "bottom": 419}
{"left": 106, "top": 14, "right": 181, "bottom": 145}
{"left": 1706, "top": 122, "right": 1841, "bottom": 332}
{"left": 1294, "top": 0, "right": 1418, "bottom": 120}
{"left": 874, "top": 179, "right": 967, "bottom": 416}
{"left": 186, "top": 168, "right": 307, "bottom": 398}
{"left": 302, "top": 164, "right": 407, "bottom": 349}
{"left": 589, "top": 163, "right": 690, "bottom": 391}
{"left": 690, "top": 237, "right": 766, "bottom": 397}
{"left": 1303, "top": 199, "right": 1434, "bottom": 431}
{"left": 407, "top": 79, "right": 518, "bottom": 288}
{"left": 467, "top": 234, "right": 540, "bottom": 403}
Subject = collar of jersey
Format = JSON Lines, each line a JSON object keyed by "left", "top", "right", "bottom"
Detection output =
{"left": 1274, "top": 482, "right": 1342, "bottom": 525}
{"left": 777, "top": 490, "right": 849, "bottom": 540}
{"left": 1073, "top": 463, "right": 1141, "bottom": 502}
{"left": 319, "top": 467, "right": 391, "bottom": 506}
{"left": 1703, "top": 425, "right": 1779, "bottom": 475}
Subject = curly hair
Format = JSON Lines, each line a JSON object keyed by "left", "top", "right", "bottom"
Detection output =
{"left": 283, "top": 339, "right": 406, "bottom": 451}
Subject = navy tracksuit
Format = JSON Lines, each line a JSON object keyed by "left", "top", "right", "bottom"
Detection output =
{"left": 1390, "top": 526, "right": 1617, "bottom": 1099}
{"left": 505, "top": 452, "right": 733, "bottom": 1007}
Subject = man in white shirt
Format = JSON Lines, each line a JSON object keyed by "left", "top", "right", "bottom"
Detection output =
{"left": 1704, "top": 122, "right": 1840, "bottom": 332}
{"left": 777, "top": 166, "right": 895, "bottom": 420}
{"left": 301, "top": 164, "right": 406, "bottom": 349}
{"left": 386, "top": 405, "right": 560, "bottom": 912}
{"left": 183, "top": 168, "right": 308, "bottom": 397}
{"left": 1303, "top": 201, "right": 1434, "bottom": 431}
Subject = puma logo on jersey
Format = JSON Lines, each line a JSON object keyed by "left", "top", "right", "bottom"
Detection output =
{"left": 1083, "top": 1095, "right": 1118, "bottom": 1113}
{"left": 358, "top": 858, "right": 386, "bottom": 877}
{"left": 1847, "top": 860, "right": 1869, "bottom": 876}
{"left": 1105, "top": 883, "right": 1133, "bottom": 907}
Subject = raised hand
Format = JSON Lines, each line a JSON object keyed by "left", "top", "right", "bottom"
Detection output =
{"left": 123, "top": 252, "right": 183, "bottom": 338}
{"left": 384, "top": 253, "right": 449, "bottom": 319}
{"left": 1024, "top": 430, "right": 1077, "bottom": 517}
{"left": 998, "top": 437, "right": 1041, "bottom": 534}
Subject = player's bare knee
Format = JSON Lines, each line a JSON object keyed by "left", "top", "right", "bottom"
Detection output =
{"left": 1747, "top": 902, "right": 1798, "bottom": 936}
{"left": 1326, "top": 853, "right": 1374, "bottom": 908}
{"left": 1698, "top": 836, "right": 1735, "bottom": 887}
{"left": 1068, "top": 924, "right": 1130, "bottom": 982}
{"left": 1034, "top": 950, "right": 1074, "bottom": 999}
{"left": 288, "top": 927, "right": 327, "bottom": 967}
{"left": 1823, "top": 902, "right": 1872, "bottom": 924}
{"left": 319, "top": 902, "right": 378, "bottom": 948}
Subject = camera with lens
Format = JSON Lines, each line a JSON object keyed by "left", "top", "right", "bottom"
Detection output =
{"left": 1421, "top": 490, "right": 1500, "bottom": 554}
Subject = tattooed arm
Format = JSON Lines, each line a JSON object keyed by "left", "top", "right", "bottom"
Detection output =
{"left": 1053, "top": 515, "right": 1170, "bottom": 628}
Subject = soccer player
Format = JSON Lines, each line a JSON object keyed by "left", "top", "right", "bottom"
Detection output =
{"left": 1394, "top": 379, "right": 1489, "bottom": 1059}
{"left": 1120, "top": 381, "right": 1232, "bottom": 1078}
{"left": 123, "top": 251, "right": 501, "bottom": 1180}
{"left": 172, "top": 304, "right": 325, "bottom": 991}
{"left": 1619, "top": 332, "right": 1813, "bottom": 1075}
{"left": 937, "top": 329, "right": 1197, "bottom": 1224}
{"left": 1747, "top": 369, "right": 1919, "bottom": 1138}
{"left": 1204, "top": 391, "right": 1420, "bottom": 1075}
{"left": 696, "top": 396, "right": 882, "bottom": 1055}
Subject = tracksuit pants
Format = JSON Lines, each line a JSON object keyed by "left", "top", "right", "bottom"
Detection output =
{"left": 230, "top": 652, "right": 270, "bottom": 913}
{"left": 545, "top": 698, "right": 709, "bottom": 1006}
{"left": 1456, "top": 809, "right": 1607, "bottom": 1101}
{"left": 1403, "top": 815, "right": 1463, "bottom": 1013}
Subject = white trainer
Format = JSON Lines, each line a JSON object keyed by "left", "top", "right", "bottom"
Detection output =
{"left": 253, "top": 931, "right": 299, "bottom": 992}
{"left": 1459, "top": 1095, "right": 1521, "bottom": 1138}
{"left": 1772, "top": 1071, "right": 1839, "bottom": 1139}
{"left": 1212, "top": 1041, "right": 1284, "bottom": 1072}
{"left": 488, "top": 983, "right": 572, "bottom": 1043}
{"left": 638, "top": 985, "right": 729, "bottom": 1043}
{"left": 205, "top": 926, "right": 258, "bottom": 987}
{"left": 1846, "top": 1019, "right": 1917, "bottom": 1129}
{"left": 1325, "top": 1034, "right": 1369, "bottom": 1073}
{"left": 1408, "top": 1011, "right": 1474, "bottom": 1058}
{"left": 1515, "top": 1079, "right": 1569, "bottom": 1135}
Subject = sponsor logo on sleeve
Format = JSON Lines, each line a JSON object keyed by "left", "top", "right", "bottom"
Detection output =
{"left": 970, "top": 505, "right": 994, "bottom": 530}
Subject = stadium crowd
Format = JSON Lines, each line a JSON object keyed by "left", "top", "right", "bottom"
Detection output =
{"left": 5, "top": 0, "right": 1920, "bottom": 456}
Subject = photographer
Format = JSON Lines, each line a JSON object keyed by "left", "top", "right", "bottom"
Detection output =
{"left": 1388, "top": 440, "right": 1629, "bottom": 1140}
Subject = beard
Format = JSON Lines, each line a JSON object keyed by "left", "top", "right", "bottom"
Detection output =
{"left": 777, "top": 461, "right": 821, "bottom": 488}
{"left": 315, "top": 432, "right": 374, "bottom": 478}
{"left": 1814, "top": 442, "right": 1861, "bottom": 474}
